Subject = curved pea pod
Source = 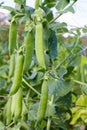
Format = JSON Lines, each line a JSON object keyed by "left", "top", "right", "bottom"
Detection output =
{"left": 9, "top": 20, "right": 17, "bottom": 55}
{"left": 37, "top": 79, "right": 48, "bottom": 123}
{"left": 23, "top": 30, "right": 34, "bottom": 73}
{"left": 10, "top": 52, "right": 24, "bottom": 95}
{"left": 14, "top": 88, "right": 22, "bottom": 119}
{"left": 35, "top": 23, "right": 46, "bottom": 69}
{"left": 9, "top": 54, "right": 15, "bottom": 78}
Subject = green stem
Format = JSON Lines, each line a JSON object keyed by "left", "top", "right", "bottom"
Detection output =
{"left": 47, "top": 95, "right": 54, "bottom": 130}
{"left": 35, "top": 0, "right": 42, "bottom": 9}
{"left": 22, "top": 78, "right": 41, "bottom": 96}
{"left": 47, "top": 117, "right": 51, "bottom": 130}
{"left": 55, "top": 35, "right": 79, "bottom": 70}
{"left": 73, "top": 79, "right": 87, "bottom": 86}
{"left": 80, "top": 66, "right": 84, "bottom": 82}
{"left": 6, "top": 121, "right": 14, "bottom": 129}
{"left": 49, "top": 1, "right": 75, "bottom": 24}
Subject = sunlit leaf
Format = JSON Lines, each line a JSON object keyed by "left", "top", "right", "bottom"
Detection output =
{"left": 48, "top": 79, "right": 72, "bottom": 99}
{"left": 56, "top": 0, "right": 69, "bottom": 11}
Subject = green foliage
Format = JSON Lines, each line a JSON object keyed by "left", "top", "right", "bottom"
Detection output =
{"left": 1, "top": 0, "right": 87, "bottom": 129}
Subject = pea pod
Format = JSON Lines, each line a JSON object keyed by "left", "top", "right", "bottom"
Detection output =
{"left": 14, "top": 88, "right": 22, "bottom": 119}
{"left": 21, "top": 100, "right": 28, "bottom": 120}
{"left": 11, "top": 94, "right": 16, "bottom": 116}
{"left": 23, "top": 30, "right": 34, "bottom": 73}
{"left": 37, "top": 79, "right": 48, "bottom": 123}
{"left": 9, "top": 54, "right": 15, "bottom": 78}
{"left": 6, "top": 98, "right": 12, "bottom": 124}
{"left": 10, "top": 52, "right": 24, "bottom": 95}
{"left": 35, "top": 22, "right": 46, "bottom": 69}
{"left": 9, "top": 20, "right": 17, "bottom": 55}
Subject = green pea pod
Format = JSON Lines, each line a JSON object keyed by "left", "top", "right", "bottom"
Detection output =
{"left": 9, "top": 54, "right": 15, "bottom": 78}
{"left": 37, "top": 79, "right": 48, "bottom": 123}
{"left": 21, "top": 100, "right": 28, "bottom": 120}
{"left": 23, "top": 30, "right": 34, "bottom": 73}
{"left": 9, "top": 20, "right": 17, "bottom": 55}
{"left": 6, "top": 98, "right": 12, "bottom": 125}
{"left": 10, "top": 52, "right": 24, "bottom": 95}
{"left": 14, "top": 88, "right": 22, "bottom": 119}
{"left": 35, "top": 22, "right": 46, "bottom": 69}
{"left": 11, "top": 94, "right": 16, "bottom": 116}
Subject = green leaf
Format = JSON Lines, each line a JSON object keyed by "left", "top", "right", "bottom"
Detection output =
{"left": 80, "top": 113, "right": 87, "bottom": 123}
{"left": 70, "top": 109, "right": 85, "bottom": 125}
{"left": 81, "top": 55, "right": 87, "bottom": 66}
{"left": 49, "top": 22, "right": 67, "bottom": 31}
{"left": 28, "top": 69, "right": 37, "bottom": 80}
{"left": 82, "top": 85, "right": 87, "bottom": 95}
{"left": 2, "top": 6, "right": 16, "bottom": 12}
{"left": 68, "top": 55, "right": 81, "bottom": 67}
{"left": 43, "top": 7, "right": 53, "bottom": 22}
{"left": 45, "top": 102, "right": 55, "bottom": 117}
{"left": 48, "top": 79, "right": 72, "bottom": 99}
{"left": 43, "top": 0, "right": 57, "bottom": 8}
{"left": 76, "top": 95, "right": 87, "bottom": 107}
{"left": 66, "top": 6, "right": 75, "bottom": 13}
{"left": 56, "top": 0, "right": 69, "bottom": 11}
{"left": 0, "top": 77, "right": 6, "bottom": 88}
{"left": 82, "top": 26, "right": 87, "bottom": 33}
{"left": 58, "top": 67, "right": 67, "bottom": 79}
{"left": 56, "top": 92, "right": 72, "bottom": 110}
{"left": 28, "top": 103, "right": 39, "bottom": 121}
{"left": 48, "top": 30, "right": 58, "bottom": 58}
{"left": 14, "top": 0, "right": 26, "bottom": 6}
{"left": 0, "top": 122, "right": 5, "bottom": 130}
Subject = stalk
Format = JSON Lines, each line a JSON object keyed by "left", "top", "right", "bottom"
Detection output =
{"left": 47, "top": 95, "right": 54, "bottom": 130}
{"left": 35, "top": 0, "right": 42, "bottom": 9}
{"left": 22, "top": 78, "right": 41, "bottom": 96}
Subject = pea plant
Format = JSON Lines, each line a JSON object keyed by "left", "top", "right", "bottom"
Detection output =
{"left": 1, "top": 0, "right": 87, "bottom": 129}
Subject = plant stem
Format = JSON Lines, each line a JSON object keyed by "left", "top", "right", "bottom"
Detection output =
{"left": 35, "top": 0, "right": 42, "bottom": 9}
{"left": 47, "top": 117, "right": 51, "bottom": 130}
{"left": 6, "top": 121, "right": 14, "bottom": 129}
{"left": 22, "top": 78, "right": 41, "bottom": 96}
{"left": 49, "top": 1, "right": 75, "bottom": 24}
{"left": 47, "top": 95, "right": 54, "bottom": 130}
{"left": 73, "top": 79, "right": 87, "bottom": 86}
{"left": 80, "top": 66, "right": 84, "bottom": 82}
{"left": 55, "top": 35, "right": 79, "bottom": 70}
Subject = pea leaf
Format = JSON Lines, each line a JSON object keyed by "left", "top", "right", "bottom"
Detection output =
{"left": 48, "top": 79, "right": 72, "bottom": 99}
{"left": 82, "top": 85, "right": 87, "bottom": 95}
{"left": 14, "top": 0, "right": 26, "bottom": 5}
{"left": 70, "top": 109, "right": 86, "bottom": 125}
{"left": 65, "top": 6, "right": 75, "bottom": 13}
{"left": 82, "top": 26, "right": 87, "bottom": 33}
{"left": 56, "top": 0, "right": 69, "bottom": 11}
{"left": 43, "top": 0, "right": 57, "bottom": 8}
{"left": 42, "top": 7, "right": 53, "bottom": 22}
{"left": 28, "top": 103, "right": 39, "bottom": 121}
{"left": 56, "top": 92, "right": 72, "bottom": 110}
{"left": 48, "top": 30, "right": 58, "bottom": 58}
{"left": 0, "top": 122, "right": 5, "bottom": 130}
{"left": 45, "top": 102, "right": 55, "bottom": 117}
{"left": 58, "top": 67, "right": 67, "bottom": 79}
{"left": 76, "top": 95, "right": 87, "bottom": 107}
{"left": 49, "top": 22, "right": 67, "bottom": 31}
